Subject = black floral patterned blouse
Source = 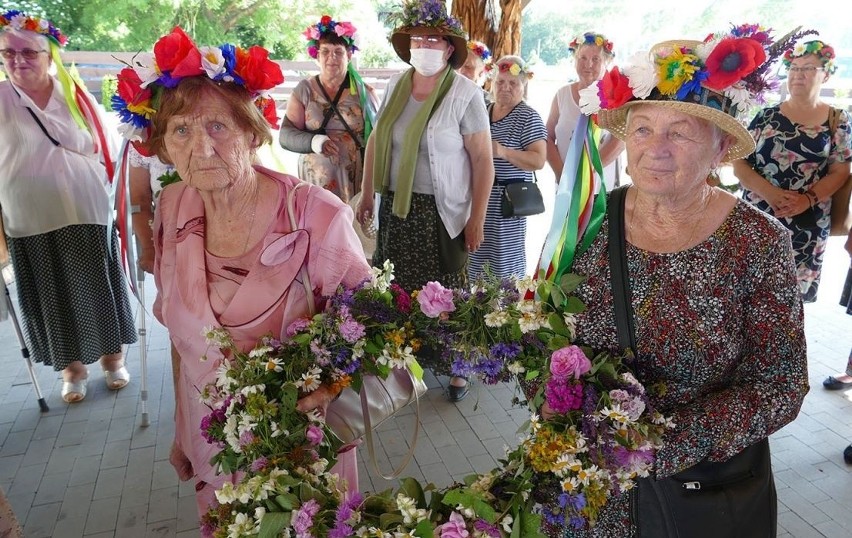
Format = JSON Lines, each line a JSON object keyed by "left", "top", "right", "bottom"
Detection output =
{"left": 560, "top": 197, "right": 809, "bottom": 537}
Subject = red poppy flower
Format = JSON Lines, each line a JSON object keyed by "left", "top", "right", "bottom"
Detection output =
{"left": 599, "top": 67, "right": 633, "bottom": 109}
{"left": 116, "top": 67, "right": 151, "bottom": 106}
{"left": 704, "top": 37, "right": 765, "bottom": 91}
{"left": 234, "top": 46, "right": 284, "bottom": 93}
{"left": 153, "top": 26, "right": 203, "bottom": 78}
{"left": 320, "top": 15, "right": 333, "bottom": 26}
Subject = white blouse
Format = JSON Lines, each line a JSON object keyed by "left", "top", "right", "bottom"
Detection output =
{"left": 0, "top": 80, "right": 116, "bottom": 237}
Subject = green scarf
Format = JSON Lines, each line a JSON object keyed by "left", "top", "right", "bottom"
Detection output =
{"left": 372, "top": 65, "right": 455, "bottom": 218}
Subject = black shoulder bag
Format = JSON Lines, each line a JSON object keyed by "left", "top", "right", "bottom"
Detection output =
{"left": 489, "top": 103, "right": 545, "bottom": 218}
{"left": 607, "top": 186, "right": 777, "bottom": 538}
{"left": 315, "top": 75, "right": 367, "bottom": 160}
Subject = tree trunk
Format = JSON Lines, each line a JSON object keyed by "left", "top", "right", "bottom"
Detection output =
{"left": 451, "top": 0, "right": 525, "bottom": 61}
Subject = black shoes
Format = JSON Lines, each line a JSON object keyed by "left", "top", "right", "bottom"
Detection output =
{"left": 844, "top": 444, "right": 852, "bottom": 465}
{"left": 447, "top": 377, "right": 470, "bottom": 402}
{"left": 823, "top": 376, "right": 852, "bottom": 390}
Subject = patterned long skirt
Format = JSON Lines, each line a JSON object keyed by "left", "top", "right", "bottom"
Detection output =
{"left": 373, "top": 191, "right": 467, "bottom": 376}
{"left": 7, "top": 224, "right": 137, "bottom": 371}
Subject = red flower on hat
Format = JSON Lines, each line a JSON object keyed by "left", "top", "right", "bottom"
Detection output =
{"left": 599, "top": 67, "right": 633, "bottom": 109}
{"left": 116, "top": 67, "right": 151, "bottom": 106}
{"left": 320, "top": 15, "right": 333, "bottom": 26}
{"left": 234, "top": 46, "right": 284, "bottom": 93}
{"left": 704, "top": 37, "right": 766, "bottom": 91}
{"left": 154, "top": 26, "right": 203, "bottom": 78}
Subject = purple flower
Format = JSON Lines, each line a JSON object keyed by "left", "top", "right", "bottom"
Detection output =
{"left": 473, "top": 519, "right": 502, "bottom": 537}
{"left": 286, "top": 318, "right": 311, "bottom": 337}
{"left": 490, "top": 342, "right": 521, "bottom": 361}
{"left": 293, "top": 499, "right": 321, "bottom": 536}
{"left": 329, "top": 525, "right": 353, "bottom": 538}
{"left": 417, "top": 281, "right": 456, "bottom": 318}
{"left": 239, "top": 430, "right": 255, "bottom": 448}
{"left": 436, "top": 511, "right": 469, "bottom": 537}
{"left": 250, "top": 457, "right": 269, "bottom": 472}
{"left": 545, "top": 379, "right": 584, "bottom": 414}
{"left": 306, "top": 424, "right": 323, "bottom": 446}
{"left": 612, "top": 446, "right": 655, "bottom": 472}
{"left": 339, "top": 319, "right": 366, "bottom": 343}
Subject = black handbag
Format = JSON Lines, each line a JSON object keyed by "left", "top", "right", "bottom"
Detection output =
{"left": 607, "top": 186, "right": 778, "bottom": 538}
{"left": 500, "top": 177, "right": 545, "bottom": 218}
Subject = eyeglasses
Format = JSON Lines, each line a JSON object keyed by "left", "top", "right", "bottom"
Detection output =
{"left": 410, "top": 35, "right": 446, "bottom": 48}
{"left": 787, "top": 66, "right": 824, "bottom": 74}
{"left": 318, "top": 48, "right": 347, "bottom": 59}
{"left": 0, "top": 48, "right": 48, "bottom": 60}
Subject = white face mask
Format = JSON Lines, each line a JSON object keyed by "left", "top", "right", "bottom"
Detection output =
{"left": 409, "top": 48, "right": 447, "bottom": 77}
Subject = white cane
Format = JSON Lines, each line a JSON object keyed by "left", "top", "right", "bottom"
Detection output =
{"left": 2, "top": 270, "right": 49, "bottom": 412}
{"left": 135, "top": 244, "right": 150, "bottom": 427}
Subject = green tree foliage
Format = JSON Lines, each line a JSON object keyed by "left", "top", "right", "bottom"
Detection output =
{"left": 4, "top": 0, "right": 353, "bottom": 58}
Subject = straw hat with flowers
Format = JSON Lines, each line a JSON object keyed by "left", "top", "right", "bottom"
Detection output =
{"left": 579, "top": 24, "right": 815, "bottom": 162}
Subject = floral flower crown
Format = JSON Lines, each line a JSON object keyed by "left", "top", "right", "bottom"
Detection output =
{"left": 303, "top": 15, "right": 358, "bottom": 59}
{"left": 581, "top": 23, "right": 813, "bottom": 117}
{"left": 384, "top": 0, "right": 466, "bottom": 38}
{"left": 783, "top": 39, "right": 837, "bottom": 75}
{"left": 568, "top": 32, "right": 614, "bottom": 56}
{"left": 467, "top": 40, "right": 493, "bottom": 70}
{"left": 497, "top": 60, "right": 534, "bottom": 79}
{"left": 0, "top": 10, "right": 68, "bottom": 47}
{"left": 112, "top": 26, "right": 284, "bottom": 142}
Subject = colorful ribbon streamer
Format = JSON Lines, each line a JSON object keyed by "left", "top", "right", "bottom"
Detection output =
{"left": 537, "top": 114, "right": 607, "bottom": 284}
{"left": 348, "top": 63, "right": 377, "bottom": 143}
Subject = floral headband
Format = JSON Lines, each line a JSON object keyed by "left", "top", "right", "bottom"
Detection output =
{"left": 0, "top": 10, "right": 68, "bottom": 47}
{"left": 303, "top": 15, "right": 358, "bottom": 59}
{"left": 467, "top": 40, "right": 493, "bottom": 69}
{"left": 384, "top": 0, "right": 466, "bottom": 38}
{"left": 783, "top": 40, "right": 836, "bottom": 75}
{"left": 568, "top": 32, "right": 614, "bottom": 56}
{"left": 112, "top": 26, "right": 284, "bottom": 141}
{"left": 580, "top": 23, "right": 811, "bottom": 117}
{"left": 497, "top": 61, "right": 533, "bottom": 79}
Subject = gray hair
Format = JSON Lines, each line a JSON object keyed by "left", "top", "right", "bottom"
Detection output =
{"left": 0, "top": 27, "right": 51, "bottom": 50}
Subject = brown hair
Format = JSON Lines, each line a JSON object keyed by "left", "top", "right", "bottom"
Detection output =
{"left": 318, "top": 34, "right": 350, "bottom": 49}
{"left": 147, "top": 76, "right": 273, "bottom": 163}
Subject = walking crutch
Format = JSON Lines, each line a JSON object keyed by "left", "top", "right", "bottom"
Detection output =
{"left": 135, "top": 250, "right": 150, "bottom": 428}
{"left": 2, "top": 272, "right": 49, "bottom": 412}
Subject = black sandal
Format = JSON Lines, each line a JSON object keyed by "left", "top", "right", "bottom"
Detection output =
{"left": 823, "top": 376, "right": 852, "bottom": 390}
{"left": 447, "top": 376, "right": 470, "bottom": 402}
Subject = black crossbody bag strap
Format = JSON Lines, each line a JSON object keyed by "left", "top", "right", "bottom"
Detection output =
{"left": 316, "top": 75, "right": 365, "bottom": 150}
{"left": 12, "top": 86, "right": 61, "bottom": 147}
{"left": 607, "top": 185, "right": 637, "bottom": 355}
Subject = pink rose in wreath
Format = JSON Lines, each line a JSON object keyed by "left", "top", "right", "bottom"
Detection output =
{"left": 417, "top": 281, "right": 456, "bottom": 318}
{"left": 550, "top": 345, "right": 592, "bottom": 380}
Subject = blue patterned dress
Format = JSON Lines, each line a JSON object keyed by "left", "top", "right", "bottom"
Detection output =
{"left": 741, "top": 106, "right": 851, "bottom": 302}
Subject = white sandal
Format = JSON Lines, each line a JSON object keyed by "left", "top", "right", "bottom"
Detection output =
{"left": 103, "top": 365, "right": 130, "bottom": 390}
{"left": 61, "top": 378, "right": 88, "bottom": 403}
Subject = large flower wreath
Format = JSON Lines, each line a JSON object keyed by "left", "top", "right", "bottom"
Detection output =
{"left": 197, "top": 263, "right": 672, "bottom": 537}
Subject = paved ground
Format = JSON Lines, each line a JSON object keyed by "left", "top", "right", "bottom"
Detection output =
{"left": 0, "top": 230, "right": 851, "bottom": 537}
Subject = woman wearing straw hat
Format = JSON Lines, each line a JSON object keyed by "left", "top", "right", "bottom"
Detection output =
{"left": 0, "top": 10, "right": 135, "bottom": 403}
{"left": 534, "top": 24, "right": 809, "bottom": 536}
{"left": 357, "top": 0, "right": 493, "bottom": 401}
{"left": 546, "top": 32, "right": 624, "bottom": 190}
{"left": 734, "top": 39, "right": 851, "bottom": 304}
{"left": 279, "top": 15, "right": 377, "bottom": 204}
